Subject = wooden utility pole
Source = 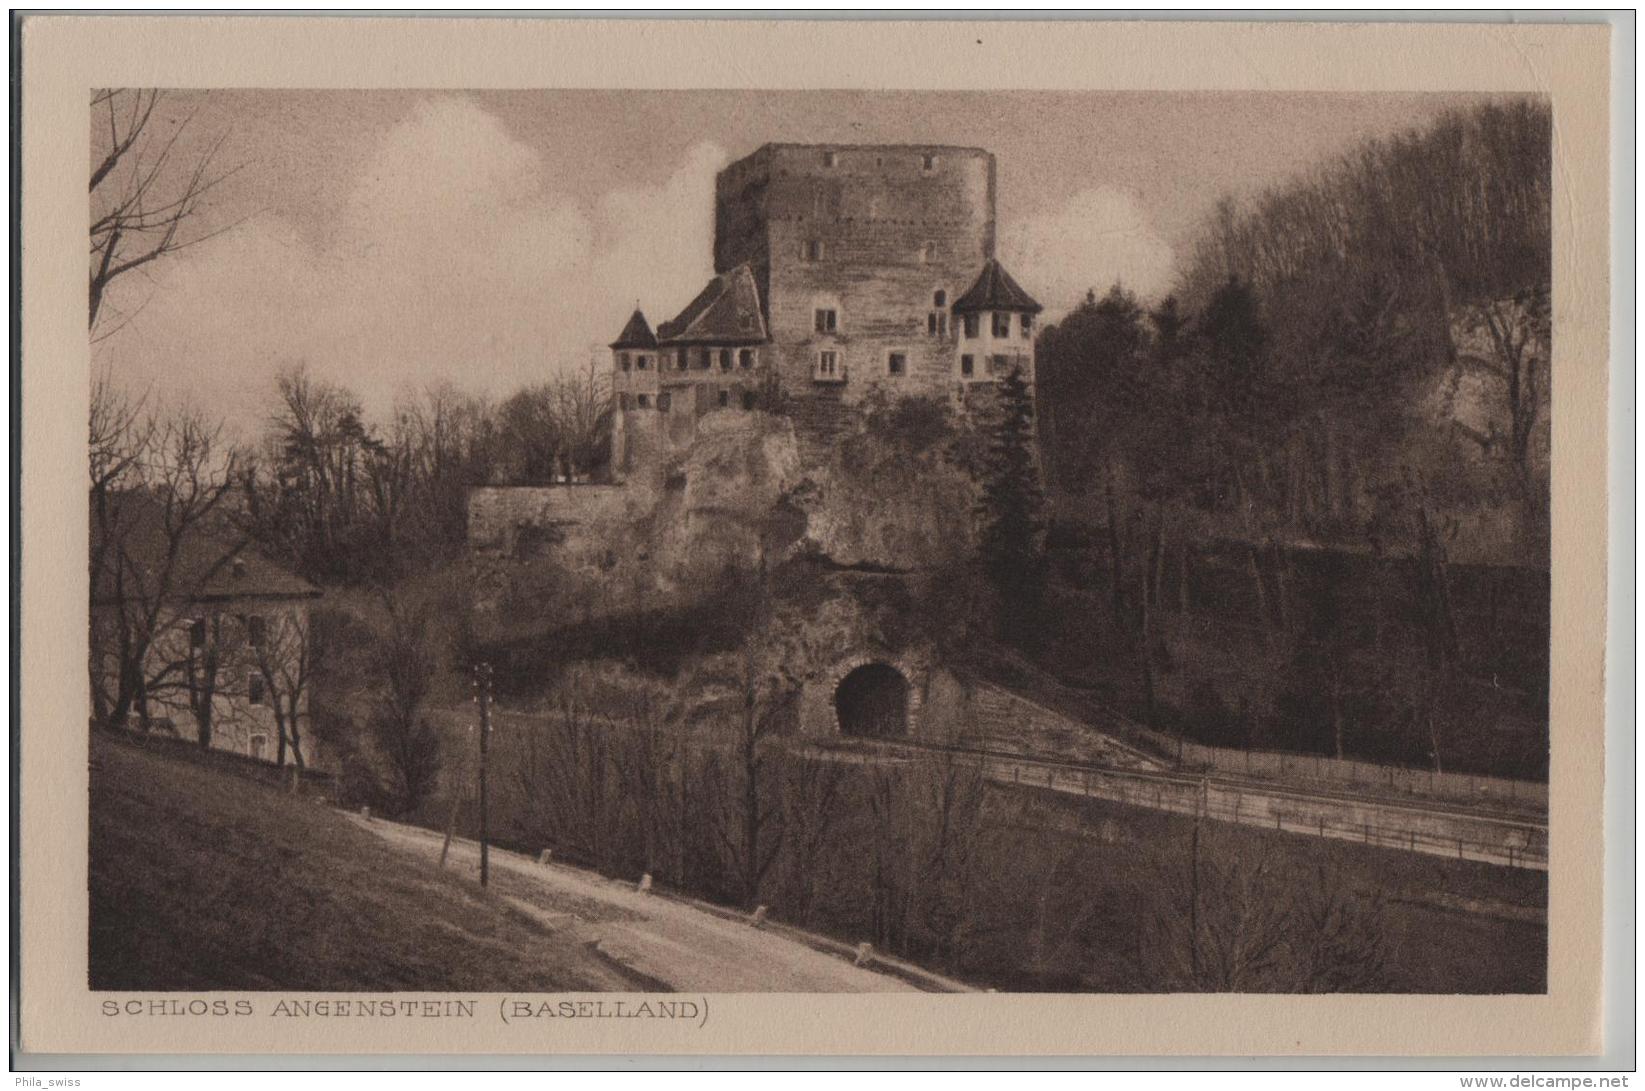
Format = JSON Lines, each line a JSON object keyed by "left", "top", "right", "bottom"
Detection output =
{"left": 473, "top": 661, "right": 493, "bottom": 887}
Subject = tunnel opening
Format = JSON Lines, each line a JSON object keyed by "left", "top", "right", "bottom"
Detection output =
{"left": 834, "top": 662, "right": 909, "bottom": 739}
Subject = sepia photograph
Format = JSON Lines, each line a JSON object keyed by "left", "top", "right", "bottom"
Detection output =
{"left": 84, "top": 85, "right": 1554, "bottom": 997}
{"left": 14, "top": 14, "right": 1619, "bottom": 1064}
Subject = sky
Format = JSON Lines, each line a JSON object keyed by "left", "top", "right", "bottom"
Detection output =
{"left": 91, "top": 88, "right": 1491, "bottom": 438}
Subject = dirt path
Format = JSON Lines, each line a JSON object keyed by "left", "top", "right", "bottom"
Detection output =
{"left": 349, "top": 815, "right": 929, "bottom": 993}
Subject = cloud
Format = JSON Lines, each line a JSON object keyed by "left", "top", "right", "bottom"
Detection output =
{"left": 96, "top": 100, "right": 728, "bottom": 436}
{"left": 1001, "top": 187, "right": 1176, "bottom": 319}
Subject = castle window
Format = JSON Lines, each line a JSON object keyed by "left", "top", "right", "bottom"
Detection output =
{"left": 963, "top": 313, "right": 979, "bottom": 339}
{"left": 992, "top": 312, "right": 1012, "bottom": 338}
{"left": 960, "top": 354, "right": 975, "bottom": 377}
{"left": 927, "top": 312, "right": 947, "bottom": 337}
{"left": 619, "top": 352, "right": 631, "bottom": 372}
{"left": 814, "top": 308, "right": 838, "bottom": 334}
{"left": 922, "top": 153, "right": 938, "bottom": 171}
{"left": 657, "top": 392, "right": 672, "bottom": 412}
{"left": 718, "top": 389, "right": 730, "bottom": 408}
{"left": 1021, "top": 313, "right": 1034, "bottom": 338}
{"left": 742, "top": 391, "right": 756, "bottom": 410}
{"left": 738, "top": 349, "right": 754, "bottom": 369}
{"left": 697, "top": 348, "right": 712, "bottom": 370}
{"left": 636, "top": 355, "right": 650, "bottom": 370}
{"left": 719, "top": 349, "right": 732, "bottom": 370}
{"left": 677, "top": 351, "right": 689, "bottom": 370}
{"left": 803, "top": 239, "right": 825, "bottom": 261}
{"left": 247, "top": 672, "right": 264, "bottom": 706}
{"left": 637, "top": 394, "right": 650, "bottom": 408}
{"left": 814, "top": 350, "right": 842, "bottom": 382}
{"left": 933, "top": 290, "right": 946, "bottom": 307}
{"left": 888, "top": 352, "right": 907, "bottom": 377}
{"left": 822, "top": 150, "right": 836, "bottom": 168}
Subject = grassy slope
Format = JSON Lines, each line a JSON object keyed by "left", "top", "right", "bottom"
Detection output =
{"left": 89, "top": 734, "right": 633, "bottom": 991}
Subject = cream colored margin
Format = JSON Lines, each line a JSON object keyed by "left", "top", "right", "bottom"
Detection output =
{"left": 17, "top": 16, "right": 1611, "bottom": 1057}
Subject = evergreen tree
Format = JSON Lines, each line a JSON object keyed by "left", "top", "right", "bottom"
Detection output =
{"left": 977, "top": 365, "right": 1047, "bottom": 640}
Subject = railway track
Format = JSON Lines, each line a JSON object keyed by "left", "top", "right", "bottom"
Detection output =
{"left": 842, "top": 736, "right": 1549, "bottom": 870}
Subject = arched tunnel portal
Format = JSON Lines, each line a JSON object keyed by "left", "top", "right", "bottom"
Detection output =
{"left": 833, "top": 661, "right": 911, "bottom": 739}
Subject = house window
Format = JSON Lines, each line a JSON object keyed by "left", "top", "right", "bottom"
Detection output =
{"left": 247, "top": 672, "right": 264, "bottom": 705}
{"left": 657, "top": 392, "right": 672, "bottom": 412}
{"left": 1021, "top": 313, "right": 1034, "bottom": 338}
{"left": 993, "top": 312, "right": 1012, "bottom": 338}
{"left": 719, "top": 349, "right": 732, "bottom": 370}
{"left": 922, "top": 153, "right": 938, "bottom": 171}
{"left": 718, "top": 389, "right": 730, "bottom": 408}
{"left": 888, "top": 352, "right": 907, "bottom": 376}
{"left": 738, "top": 348, "right": 754, "bottom": 369}
{"left": 933, "top": 290, "right": 946, "bottom": 307}
{"left": 822, "top": 150, "right": 836, "bottom": 168}
{"left": 189, "top": 618, "right": 206, "bottom": 648}
{"left": 636, "top": 394, "right": 650, "bottom": 408}
{"left": 814, "top": 308, "right": 838, "bottom": 334}
{"left": 815, "top": 350, "right": 842, "bottom": 381}
{"left": 803, "top": 239, "right": 825, "bottom": 261}
{"left": 960, "top": 354, "right": 975, "bottom": 377}
{"left": 245, "top": 615, "right": 266, "bottom": 647}
{"left": 619, "top": 352, "right": 631, "bottom": 372}
{"left": 963, "top": 313, "right": 979, "bottom": 339}
{"left": 742, "top": 391, "right": 756, "bottom": 410}
{"left": 636, "top": 354, "right": 650, "bottom": 370}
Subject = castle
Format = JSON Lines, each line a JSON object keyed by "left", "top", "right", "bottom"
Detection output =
{"left": 609, "top": 143, "right": 1042, "bottom": 474}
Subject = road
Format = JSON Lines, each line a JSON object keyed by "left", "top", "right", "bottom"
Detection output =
{"left": 349, "top": 813, "right": 964, "bottom": 993}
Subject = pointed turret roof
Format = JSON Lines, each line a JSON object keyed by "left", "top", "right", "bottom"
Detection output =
{"left": 952, "top": 259, "right": 1043, "bottom": 314}
{"left": 610, "top": 309, "right": 658, "bottom": 350}
{"left": 656, "top": 264, "right": 768, "bottom": 345}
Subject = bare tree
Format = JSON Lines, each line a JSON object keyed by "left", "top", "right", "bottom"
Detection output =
{"left": 90, "top": 405, "right": 240, "bottom": 731}
{"left": 367, "top": 590, "right": 443, "bottom": 816}
{"left": 775, "top": 751, "right": 849, "bottom": 928}
{"left": 89, "top": 89, "right": 241, "bottom": 334}
{"left": 906, "top": 747, "right": 988, "bottom": 971}
{"left": 1141, "top": 823, "right": 1388, "bottom": 992}
{"left": 613, "top": 690, "right": 687, "bottom": 885}
{"left": 249, "top": 608, "right": 316, "bottom": 776}
{"left": 713, "top": 631, "right": 794, "bottom": 910}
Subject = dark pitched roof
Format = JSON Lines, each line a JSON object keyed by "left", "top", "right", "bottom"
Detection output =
{"left": 91, "top": 491, "right": 320, "bottom": 606}
{"left": 952, "top": 259, "right": 1043, "bottom": 315}
{"left": 656, "top": 265, "right": 768, "bottom": 345}
{"left": 610, "top": 309, "right": 658, "bottom": 350}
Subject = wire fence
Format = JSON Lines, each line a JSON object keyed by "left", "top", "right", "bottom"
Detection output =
{"left": 892, "top": 740, "right": 1549, "bottom": 872}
